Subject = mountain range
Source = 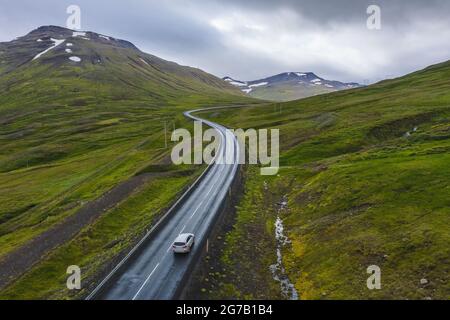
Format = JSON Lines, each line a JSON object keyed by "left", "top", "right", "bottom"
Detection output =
{"left": 224, "top": 72, "right": 362, "bottom": 101}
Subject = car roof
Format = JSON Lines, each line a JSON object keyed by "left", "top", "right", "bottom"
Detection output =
{"left": 174, "top": 233, "right": 193, "bottom": 242}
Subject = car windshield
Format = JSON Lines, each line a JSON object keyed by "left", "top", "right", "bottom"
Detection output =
{"left": 174, "top": 242, "right": 185, "bottom": 246}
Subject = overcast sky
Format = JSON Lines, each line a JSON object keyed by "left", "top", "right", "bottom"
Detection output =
{"left": 1, "top": 0, "right": 449, "bottom": 83}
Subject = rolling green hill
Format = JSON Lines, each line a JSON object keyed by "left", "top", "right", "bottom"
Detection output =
{"left": 194, "top": 60, "right": 450, "bottom": 300}
{"left": 0, "top": 25, "right": 254, "bottom": 298}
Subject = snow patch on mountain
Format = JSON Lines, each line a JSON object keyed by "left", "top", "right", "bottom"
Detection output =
{"left": 72, "top": 31, "right": 90, "bottom": 40}
{"left": 249, "top": 82, "right": 268, "bottom": 88}
{"left": 139, "top": 58, "right": 149, "bottom": 66}
{"left": 32, "top": 38, "right": 65, "bottom": 60}
{"left": 224, "top": 77, "right": 248, "bottom": 87}
{"left": 224, "top": 76, "right": 252, "bottom": 93}
{"left": 72, "top": 31, "right": 86, "bottom": 37}
{"left": 69, "top": 56, "right": 81, "bottom": 62}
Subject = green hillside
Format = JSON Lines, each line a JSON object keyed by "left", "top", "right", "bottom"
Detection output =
{"left": 0, "top": 26, "right": 254, "bottom": 298}
{"left": 194, "top": 60, "right": 450, "bottom": 299}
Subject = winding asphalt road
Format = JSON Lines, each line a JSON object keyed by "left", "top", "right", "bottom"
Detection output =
{"left": 89, "top": 108, "right": 239, "bottom": 300}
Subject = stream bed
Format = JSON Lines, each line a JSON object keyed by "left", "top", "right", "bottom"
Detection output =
{"left": 269, "top": 196, "right": 299, "bottom": 300}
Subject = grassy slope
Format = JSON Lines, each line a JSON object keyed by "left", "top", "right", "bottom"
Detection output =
{"left": 0, "top": 27, "right": 255, "bottom": 298}
{"left": 0, "top": 168, "right": 197, "bottom": 299}
{"left": 196, "top": 60, "right": 450, "bottom": 299}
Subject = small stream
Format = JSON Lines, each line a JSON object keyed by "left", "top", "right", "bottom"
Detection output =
{"left": 269, "top": 196, "right": 298, "bottom": 300}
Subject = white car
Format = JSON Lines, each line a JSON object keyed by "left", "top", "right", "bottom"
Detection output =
{"left": 172, "top": 233, "right": 195, "bottom": 253}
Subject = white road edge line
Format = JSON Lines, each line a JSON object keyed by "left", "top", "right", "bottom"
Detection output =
{"left": 132, "top": 263, "right": 160, "bottom": 300}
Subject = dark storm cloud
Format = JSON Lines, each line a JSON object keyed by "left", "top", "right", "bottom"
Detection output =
{"left": 0, "top": 0, "right": 449, "bottom": 83}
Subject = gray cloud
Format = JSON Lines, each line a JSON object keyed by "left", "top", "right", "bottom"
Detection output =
{"left": 1, "top": 0, "right": 449, "bottom": 83}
